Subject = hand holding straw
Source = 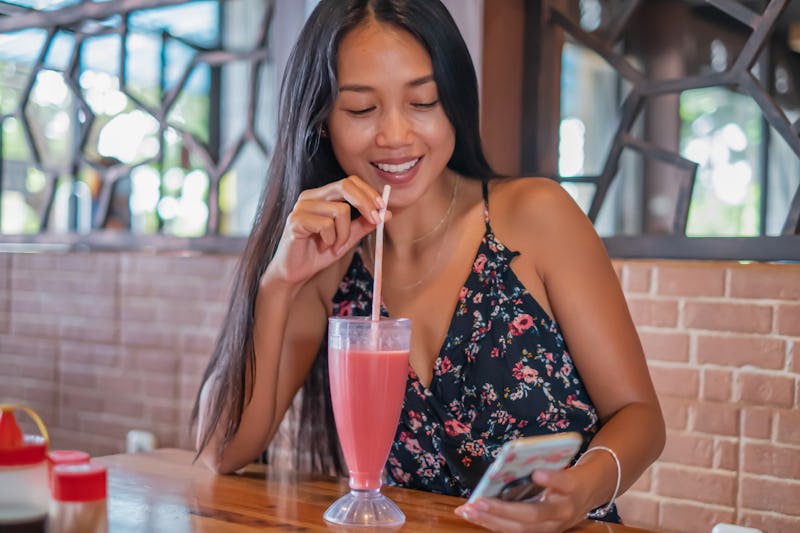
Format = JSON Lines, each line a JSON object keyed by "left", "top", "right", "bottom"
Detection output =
{"left": 371, "top": 185, "right": 392, "bottom": 322}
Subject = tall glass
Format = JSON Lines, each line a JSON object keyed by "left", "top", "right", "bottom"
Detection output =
{"left": 324, "top": 317, "right": 411, "bottom": 527}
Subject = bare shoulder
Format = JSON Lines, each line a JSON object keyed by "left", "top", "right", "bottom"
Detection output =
{"left": 489, "top": 177, "right": 595, "bottom": 252}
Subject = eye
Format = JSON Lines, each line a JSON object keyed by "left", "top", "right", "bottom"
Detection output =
{"left": 346, "top": 106, "right": 376, "bottom": 116}
{"left": 412, "top": 100, "right": 439, "bottom": 109}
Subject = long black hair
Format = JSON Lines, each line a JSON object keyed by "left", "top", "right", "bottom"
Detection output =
{"left": 192, "top": 0, "right": 494, "bottom": 475}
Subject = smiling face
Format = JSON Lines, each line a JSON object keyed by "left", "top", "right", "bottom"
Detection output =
{"left": 327, "top": 20, "right": 456, "bottom": 207}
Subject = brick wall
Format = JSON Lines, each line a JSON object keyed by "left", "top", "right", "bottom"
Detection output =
{"left": 614, "top": 261, "right": 800, "bottom": 533}
{"left": 1, "top": 252, "right": 798, "bottom": 532}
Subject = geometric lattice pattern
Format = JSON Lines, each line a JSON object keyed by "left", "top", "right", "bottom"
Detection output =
{"left": 0, "top": 0, "right": 273, "bottom": 235}
{"left": 547, "top": 0, "right": 800, "bottom": 236}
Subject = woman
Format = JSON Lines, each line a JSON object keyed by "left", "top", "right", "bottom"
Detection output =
{"left": 193, "top": 1, "right": 665, "bottom": 531}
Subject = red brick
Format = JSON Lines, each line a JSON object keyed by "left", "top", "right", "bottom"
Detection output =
{"left": 660, "top": 397, "right": 689, "bottom": 430}
{"left": 622, "top": 263, "right": 653, "bottom": 294}
{"left": 143, "top": 377, "right": 177, "bottom": 400}
{"left": 729, "top": 265, "right": 800, "bottom": 300}
{"left": 776, "top": 409, "right": 800, "bottom": 445}
{"left": 776, "top": 304, "right": 800, "bottom": 336}
{"left": 792, "top": 342, "right": 800, "bottom": 374}
{"left": 740, "top": 474, "right": 800, "bottom": 514}
{"left": 657, "top": 464, "right": 736, "bottom": 506}
{"left": 10, "top": 315, "right": 60, "bottom": 338}
{"left": 660, "top": 432, "right": 713, "bottom": 467}
{"left": 121, "top": 254, "right": 179, "bottom": 275}
{"left": 133, "top": 349, "right": 179, "bottom": 373}
{"left": 649, "top": 364, "right": 699, "bottom": 399}
{"left": 656, "top": 263, "right": 725, "bottom": 296}
{"left": 120, "top": 325, "right": 180, "bottom": 350}
{"left": 740, "top": 510, "right": 800, "bottom": 533}
{"left": 95, "top": 372, "right": 142, "bottom": 395}
{"left": 696, "top": 334, "right": 786, "bottom": 369}
{"left": 742, "top": 406, "right": 773, "bottom": 439}
{"left": 0, "top": 334, "right": 58, "bottom": 358}
{"left": 684, "top": 301, "right": 772, "bottom": 334}
{"left": 171, "top": 255, "right": 236, "bottom": 278}
{"left": 0, "top": 254, "right": 10, "bottom": 287}
{"left": 148, "top": 404, "right": 177, "bottom": 425}
{"left": 743, "top": 442, "right": 800, "bottom": 478}
{"left": 59, "top": 367, "right": 97, "bottom": 388}
{"left": 691, "top": 402, "right": 739, "bottom": 436}
{"left": 658, "top": 496, "right": 735, "bottom": 532}
{"left": 17, "top": 358, "right": 57, "bottom": 381}
{"left": 702, "top": 368, "right": 733, "bottom": 401}
{"left": 59, "top": 320, "right": 118, "bottom": 344}
{"left": 639, "top": 330, "right": 689, "bottom": 362}
{"left": 713, "top": 438, "right": 738, "bottom": 471}
{"left": 103, "top": 396, "right": 145, "bottom": 419}
{"left": 616, "top": 492, "right": 659, "bottom": 529}
{"left": 0, "top": 379, "right": 24, "bottom": 401}
{"left": 157, "top": 302, "right": 208, "bottom": 327}
{"left": 59, "top": 342, "right": 120, "bottom": 367}
{"left": 79, "top": 416, "right": 131, "bottom": 441}
{"left": 182, "top": 331, "right": 218, "bottom": 353}
{"left": 627, "top": 298, "right": 679, "bottom": 327}
{"left": 60, "top": 390, "right": 103, "bottom": 413}
{"left": 736, "top": 372, "right": 795, "bottom": 408}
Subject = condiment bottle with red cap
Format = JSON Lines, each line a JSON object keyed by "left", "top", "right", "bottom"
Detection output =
{"left": 47, "top": 450, "right": 91, "bottom": 489}
{"left": 50, "top": 462, "right": 108, "bottom": 533}
{"left": 0, "top": 404, "right": 50, "bottom": 533}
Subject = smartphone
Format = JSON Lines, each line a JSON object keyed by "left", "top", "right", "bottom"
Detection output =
{"left": 468, "top": 432, "right": 582, "bottom": 504}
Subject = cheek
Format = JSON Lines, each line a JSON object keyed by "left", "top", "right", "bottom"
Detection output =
{"left": 423, "top": 119, "right": 455, "bottom": 156}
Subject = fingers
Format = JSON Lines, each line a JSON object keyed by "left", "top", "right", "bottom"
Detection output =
{"left": 532, "top": 469, "right": 578, "bottom": 496}
{"left": 455, "top": 494, "right": 578, "bottom": 533}
{"left": 292, "top": 199, "right": 353, "bottom": 251}
{"left": 299, "top": 175, "right": 385, "bottom": 224}
{"left": 290, "top": 176, "right": 388, "bottom": 254}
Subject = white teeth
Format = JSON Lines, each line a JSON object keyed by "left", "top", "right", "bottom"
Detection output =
{"left": 376, "top": 158, "right": 419, "bottom": 173}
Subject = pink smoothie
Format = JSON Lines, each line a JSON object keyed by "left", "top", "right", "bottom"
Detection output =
{"left": 328, "top": 348, "right": 409, "bottom": 490}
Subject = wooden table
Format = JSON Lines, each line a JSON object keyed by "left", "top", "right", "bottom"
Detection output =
{"left": 96, "top": 448, "right": 654, "bottom": 532}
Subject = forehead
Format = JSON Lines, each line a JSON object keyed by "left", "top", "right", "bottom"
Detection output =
{"left": 336, "top": 20, "right": 433, "bottom": 83}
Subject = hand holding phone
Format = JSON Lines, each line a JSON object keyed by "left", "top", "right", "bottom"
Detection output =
{"left": 467, "top": 432, "right": 582, "bottom": 504}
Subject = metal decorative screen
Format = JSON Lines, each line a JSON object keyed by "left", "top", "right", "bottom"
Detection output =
{"left": 542, "top": 0, "right": 800, "bottom": 260}
{"left": 0, "top": 0, "right": 272, "bottom": 245}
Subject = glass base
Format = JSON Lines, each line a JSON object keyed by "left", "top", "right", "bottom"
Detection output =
{"left": 323, "top": 489, "right": 405, "bottom": 527}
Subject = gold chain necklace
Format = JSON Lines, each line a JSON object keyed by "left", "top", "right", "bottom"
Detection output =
{"left": 364, "top": 177, "right": 459, "bottom": 291}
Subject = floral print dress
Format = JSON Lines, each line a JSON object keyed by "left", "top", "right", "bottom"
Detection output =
{"left": 329, "top": 181, "right": 619, "bottom": 522}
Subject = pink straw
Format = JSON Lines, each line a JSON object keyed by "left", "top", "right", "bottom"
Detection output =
{"left": 371, "top": 185, "right": 392, "bottom": 322}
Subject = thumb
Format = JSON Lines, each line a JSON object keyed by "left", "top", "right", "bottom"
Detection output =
{"left": 341, "top": 210, "right": 393, "bottom": 252}
{"left": 532, "top": 468, "right": 576, "bottom": 496}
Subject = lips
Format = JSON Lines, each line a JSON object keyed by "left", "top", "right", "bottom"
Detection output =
{"left": 370, "top": 156, "right": 422, "bottom": 185}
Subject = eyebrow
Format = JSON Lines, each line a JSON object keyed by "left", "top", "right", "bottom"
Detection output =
{"left": 338, "top": 74, "right": 435, "bottom": 93}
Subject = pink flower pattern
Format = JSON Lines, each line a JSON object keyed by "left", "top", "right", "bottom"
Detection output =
{"left": 329, "top": 201, "right": 599, "bottom": 501}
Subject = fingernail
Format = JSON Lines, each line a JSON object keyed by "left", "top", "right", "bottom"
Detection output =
{"left": 376, "top": 196, "right": 386, "bottom": 209}
{"left": 533, "top": 470, "right": 550, "bottom": 483}
{"left": 473, "top": 499, "right": 489, "bottom": 512}
{"left": 371, "top": 210, "right": 380, "bottom": 224}
{"left": 455, "top": 505, "right": 476, "bottom": 519}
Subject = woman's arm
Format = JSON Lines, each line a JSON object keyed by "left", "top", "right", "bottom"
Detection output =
{"left": 196, "top": 176, "right": 388, "bottom": 474}
{"left": 458, "top": 178, "right": 664, "bottom": 531}
{"left": 534, "top": 178, "right": 665, "bottom": 500}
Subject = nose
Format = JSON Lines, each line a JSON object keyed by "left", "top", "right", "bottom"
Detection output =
{"left": 375, "top": 108, "right": 413, "bottom": 147}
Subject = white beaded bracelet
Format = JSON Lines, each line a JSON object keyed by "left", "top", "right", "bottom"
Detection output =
{"left": 573, "top": 445, "right": 621, "bottom": 519}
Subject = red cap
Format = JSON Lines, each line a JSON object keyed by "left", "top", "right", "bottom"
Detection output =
{"left": 52, "top": 463, "right": 107, "bottom": 502}
{"left": 0, "top": 408, "right": 47, "bottom": 466}
{"left": 48, "top": 450, "right": 91, "bottom": 467}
